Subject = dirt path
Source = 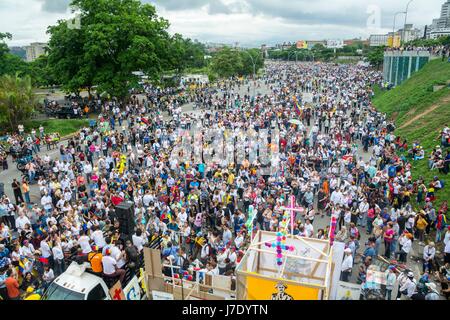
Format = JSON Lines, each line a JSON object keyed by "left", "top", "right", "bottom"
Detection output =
{"left": 399, "top": 95, "right": 450, "bottom": 130}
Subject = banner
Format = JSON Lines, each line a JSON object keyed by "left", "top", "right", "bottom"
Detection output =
{"left": 246, "top": 276, "right": 320, "bottom": 300}
{"left": 123, "top": 276, "right": 142, "bottom": 300}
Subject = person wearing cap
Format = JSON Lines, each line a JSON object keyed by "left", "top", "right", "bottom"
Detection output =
{"left": 399, "top": 271, "right": 417, "bottom": 300}
{"left": 397, "top": 232, "right": 413, "bottom": 263}
{"left": 340, "top": 248, "right": 353, "bottom": 282}
{"left": 424, "top": 282, "right": 441, "bottom": 300}
{"left": 88, "top": 245, "right": 103, "bottom": 275}
{"left": 423, "top": 242, "right": 436, "bottom": 273}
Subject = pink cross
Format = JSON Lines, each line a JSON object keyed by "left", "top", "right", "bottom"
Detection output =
{"left": 280, "top": 195, "right": 304, "bottom": 235}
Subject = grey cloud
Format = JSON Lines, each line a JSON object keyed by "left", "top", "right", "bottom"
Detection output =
{"left": 39, "top": 0, "right": 71, "bottom": 13}
{"left": 207, "top": 0, "right": 232, "bottom": 15}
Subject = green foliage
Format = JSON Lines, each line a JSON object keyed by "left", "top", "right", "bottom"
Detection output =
{"left": 210, "top": 47, "right": 264, "bottom": 79}
{"left": 46, "top": 0, "right": 172, "bottom": 98}
{"left": 24, "top": 119, "right": 89, "bottom": 137}
{"left": 167, "top": 34, "right": 207, "bottom": 75}
{"left": 366, "top": 46, "right": 385, "bottom": 69}
{"left": 211, "top": 47, "right": 243, "bottom": 78}
{"left": 0, "top": 74, "right": 38, "bottom": 131}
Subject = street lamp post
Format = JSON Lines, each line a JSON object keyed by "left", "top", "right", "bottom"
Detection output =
{"left": 241, "top": 50, "right": 260, "bottom": 97}
{"left": 403, "top": 0, "right": 413, "bottom": 42}
{"left": 392, "top": 11, "right": 406, "bottom": 48}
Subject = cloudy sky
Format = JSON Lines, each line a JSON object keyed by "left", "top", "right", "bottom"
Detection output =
{"left": 0, "top": 0, "right": 445, "bottom": 47}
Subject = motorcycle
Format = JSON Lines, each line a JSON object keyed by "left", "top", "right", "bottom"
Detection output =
{"left": 16, "top": 155, "right": 34, "bottom": 171}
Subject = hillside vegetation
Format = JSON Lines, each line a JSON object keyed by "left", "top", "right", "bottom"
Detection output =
{"left": 372, "top": 59, "right": 450, "bottom": 209}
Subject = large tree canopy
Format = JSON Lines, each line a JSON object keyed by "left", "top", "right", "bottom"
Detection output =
{"left": 210, "top": 47, "right": 264, "bottom": 79}
{"left": 46, "top": 0, "right": 172, "bottom": 98}
{"left": 0, "top": 74, "right": 38, "bottom": 131}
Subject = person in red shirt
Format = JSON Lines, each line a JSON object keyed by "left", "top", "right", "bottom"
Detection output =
{"left": 111, "top": 192, "right": 124, "bottom": 206}
{"left": 4, "top": 269, "right": 20, "bottom": 300}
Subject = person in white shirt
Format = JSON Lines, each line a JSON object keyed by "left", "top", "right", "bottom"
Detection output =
{"left": 132, "top": 229, "right": 146, "bottom": 252}
{"left": 19, "top": 240, "right": 35, "bottom": 259}
{"left": 90, "top": 226, "right": 107, "bottom": 248}
{"left": 304, "top": 219, "right": 314, "bottom": 238}
{"left": 40, "top": 237, "right": 52, "bottom": 259}
{"left": 399, "top": 272, "right": 417, "bottom": 299}
{"left": 423, "top": 242, "right": 436, "bottom": 273}
{"left": 52, "top": 240, "right": 66, "bottom": 276}
{"left": 41, "top": 192, "right": 53, "bottom": 213}
{"left": 43, "top": 265, "right": 55, "bottom": 288}
{"left": 102, "top": 249, "right": 125, "bottom": 283}
{"left": 78, "top": 230, "right": 92, "bottom": 254}
{"left": 234, "top": 233, "right": 244, "bottom": 249}
{"left": 222, "top": 226, "right": 232, "bottom": 245}
{"left": 341, "top": 248, "right": 353, "bottom": 282}
{"left": 15, "top": 212, "right": 31, "bottom": 234}
{"left": 397, "top": 233, "right": 412, "bottom": 263}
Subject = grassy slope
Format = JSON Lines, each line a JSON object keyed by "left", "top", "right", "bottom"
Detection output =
{"left": 373, "top": 59, "right": 450, "bottom": 211}
{"left": 25, "top": 119, "right": 89, "bottom": 137}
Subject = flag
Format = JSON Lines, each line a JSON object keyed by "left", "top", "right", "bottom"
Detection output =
{"left": 18, "top": 258, "right": 28, "bottom": 274}
{"left": 293, "top": 96, "right": 302, "bottom": 117}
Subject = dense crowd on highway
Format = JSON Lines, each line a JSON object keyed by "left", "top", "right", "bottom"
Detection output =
{"left": 0, "top": 61, "right": 449, "bottom": 300}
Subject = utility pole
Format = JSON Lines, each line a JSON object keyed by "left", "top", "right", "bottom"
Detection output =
{"left": 241, "top": 50, "right": 259, "bottom": 97}
{"left": 392, "top": 11, "right": 406, "bottom": 48}
{"left": 403, "top": 0, "right": 413, "bottom": 43}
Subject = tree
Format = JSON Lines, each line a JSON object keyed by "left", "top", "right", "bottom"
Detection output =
{"left": 366, "top": 46, "right": 385, "bottom": 70}
{"left": 47, "top": 0, "right": 172, "bottom": 99}
{"left": 239, "top": 49, "right": 264, "bottom": 76}
{"left": 0, "top": 32, "right": 30, "bottom": 77}
{"left": 0, "top": 74, "right": 38, "bottom": 131}
{"left": 210, "top": 47, "right": 243, "bottom": 78}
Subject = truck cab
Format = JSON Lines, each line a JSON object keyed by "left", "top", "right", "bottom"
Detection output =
{"left": 41, "top": 262, "right": 111, "bottom": 300}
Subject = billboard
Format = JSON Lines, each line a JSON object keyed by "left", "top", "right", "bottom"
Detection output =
{"left": 296, "top": 41, "right": 308, "bottom": 49}
{"left": 326, "top": 39, "right": 344, "bottom": 49}
{"left": 387, "top": 35, "right": 401, "bottom": 48}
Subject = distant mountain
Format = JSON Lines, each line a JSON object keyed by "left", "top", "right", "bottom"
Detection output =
{"left": 9, "top": 46, "right": 26, "bottom": 60}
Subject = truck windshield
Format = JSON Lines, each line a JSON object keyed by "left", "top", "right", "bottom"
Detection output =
{"left": 42, "top": 283, "right": 85, "bottom": 300}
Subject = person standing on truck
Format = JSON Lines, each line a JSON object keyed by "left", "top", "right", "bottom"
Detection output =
{"left": 102, "top": 249, "right": 125, "bottom": 284}
{"left": 88, "top": 246, "right": 103, "bottom": 276}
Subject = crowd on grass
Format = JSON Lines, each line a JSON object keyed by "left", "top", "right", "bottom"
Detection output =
{"left": 0, "top": 61, "right": 449, "bottom": 300}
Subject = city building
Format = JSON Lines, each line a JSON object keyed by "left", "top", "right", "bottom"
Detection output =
{"left": 397, "top": 24, "right": 423, "bottom": 43}
{"left": 426, "top": 0, "right": 450, "bottom": 38}
{"left": 369, "top": 34, "right": 390, "bottom": 47}
{"left": 260, "top": 44, "right": 268, "bottom": 58}
{"left": 25, "top": 42, "right": 47, "bottom": 62}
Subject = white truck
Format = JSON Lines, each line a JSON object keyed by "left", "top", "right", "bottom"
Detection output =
{"left": 41, "top": 262, "right": 146, "bottom": 300}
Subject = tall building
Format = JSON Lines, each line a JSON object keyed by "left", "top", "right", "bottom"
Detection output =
{"left": 426, "top": 0, "right": 450, "bottom": 38}
{"left": 25, "top": 42, "right": 47, "bottom": 62}
{"left": 398, "top": 24, "right": 422, "bottom": 42}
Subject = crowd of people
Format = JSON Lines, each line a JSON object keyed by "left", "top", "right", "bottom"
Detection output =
{"left": 0, "top": 61, "right": 449, "bottom": 300}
